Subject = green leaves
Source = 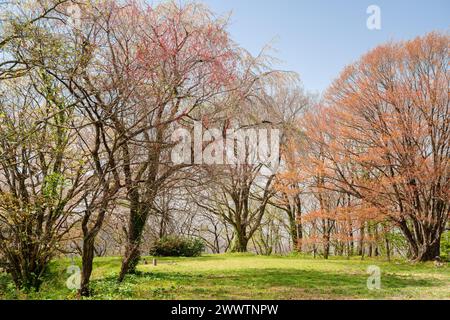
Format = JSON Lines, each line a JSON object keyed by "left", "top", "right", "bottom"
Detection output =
{"left": 42, "top": 172, "right": 66, "bottom": 200}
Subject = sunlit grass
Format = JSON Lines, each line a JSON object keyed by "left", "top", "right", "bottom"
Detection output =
{"left": 1, "top": 254, "right": 448, "bottom": 300}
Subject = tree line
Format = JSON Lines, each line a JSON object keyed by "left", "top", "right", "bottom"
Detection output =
{"left": 0, "top": 0, "right": 448, "bottom": 296}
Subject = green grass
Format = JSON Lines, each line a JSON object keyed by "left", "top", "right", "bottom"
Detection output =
{"left": 0, "top": 253, "right": 449, "bottom": 300}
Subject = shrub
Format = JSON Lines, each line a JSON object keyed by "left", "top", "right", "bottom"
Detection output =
{"left": 149, "top": 236, "right": 204, "bottom": 257}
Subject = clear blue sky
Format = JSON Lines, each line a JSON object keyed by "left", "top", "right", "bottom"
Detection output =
{"left": 200, "top": 0, "right": 449, "bottom": 94}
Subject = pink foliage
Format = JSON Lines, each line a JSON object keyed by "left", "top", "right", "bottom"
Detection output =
{"left": 106, "top": 1, "right": 237, "bottom": 93}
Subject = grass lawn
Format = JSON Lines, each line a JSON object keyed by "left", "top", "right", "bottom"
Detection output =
{"left": 0, "top": 254, "right": 449, "bottom": 300}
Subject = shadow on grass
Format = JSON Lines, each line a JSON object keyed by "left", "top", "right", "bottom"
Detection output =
{"left": 1, "top": 258, "right": 447, "bottom": 299}
{"left": 142, "top": 255, "right": 232, "bottom": 263}
{"left": 112, "top": 267, "right": 445, "bottom": 299}
{"left": 139, "top": 268, "right": 438, "bottom": 287}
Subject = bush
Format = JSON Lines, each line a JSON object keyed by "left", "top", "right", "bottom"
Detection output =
{"left": 149, "top": 236, "right": 204, "bottom": 257}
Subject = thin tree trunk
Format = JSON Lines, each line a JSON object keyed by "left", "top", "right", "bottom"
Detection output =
{"left": 385, "top": 235, "right": 391, "bottom": 262}
{"left": 358, "top": 223, "right": 365, "bottom": 256}
{"left": 79, "top": 236, "right": 95, "bottom": 296}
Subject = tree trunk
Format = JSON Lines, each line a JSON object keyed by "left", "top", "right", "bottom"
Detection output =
{"left": 79, "top": 204, "right": 108, "bottom": 296}
{"left": 323, "top": 235, "right": 330, "bottom": 259}
{"left": 293, "top": 195, "right": 303, "bottom": 252}
{"left": 119, "top": 206, "right": 148, "bottom": 282}
{"left": 385, "top": 236, "right": 391, "bottom": 262}
{"left": 79, "top": 236, "right": 95, "bottom": 297}
{"left": 288, "top": 214, "right": 302, "bottom": 253}
{"left": 296, "top": 222, "right": 303, "bottom": 252}
{"left": 348, "top": 221, "right": 354, "bottom": 257}
{"left": 229, "top": 229, "right": 249, "bottom": 252}
{"left": 367, "top": 224, "right": 373, "bottom": 257}
{"left": 398, "top": 216, "right": 444, "bottom": 262}
{"left": 374, "top": 225, "right": 380, "bottom": 257}
{"left": 415, "top": 240, "right": 441, "bottom": 262}
{"left": 358, "top": 223, "right": 365, "bottom": 256}
{"left": 9, "top": 260, "right": 44, "bottom": 292}
{"left": 119, "top": 243, "right": 141, "bottom": 282}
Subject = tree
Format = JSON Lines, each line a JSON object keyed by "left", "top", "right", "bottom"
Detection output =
{"left": 87, "top": 1, "right": 239, "bottom": 280}
{"left": 0, "top": 0, "right": 70, "bottom": 80}
{"left": 264, "top": 80, "right": 311, "bottom": 253}
{"left": 0, "top": 70, "right": 86, "bottom": 290}
{"left": 195, "top": 161, "right": 276, "bottom": 252}
{"left": 4, "top": 0, "right": 129, "bottom": 295}
{"left": 305, "top": 32, "right": 449, "bottom": 261}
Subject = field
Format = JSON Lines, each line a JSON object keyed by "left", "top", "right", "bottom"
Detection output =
{"left": 0, "top": 254, "right": 448, "bottom": 300}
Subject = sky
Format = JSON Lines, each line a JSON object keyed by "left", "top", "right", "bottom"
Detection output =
{"left": 199, "top": 0, "right": 449, "bottom": 94}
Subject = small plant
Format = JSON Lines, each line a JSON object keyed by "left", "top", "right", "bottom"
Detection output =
{"left": 90, "top": 276, "right": 134, "bottom": 299}
{"left": 440, "top": 230, "right": 450, "bottom": 261}
{"left": 149, "top": 236, "right": 204, "bottom": 257}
